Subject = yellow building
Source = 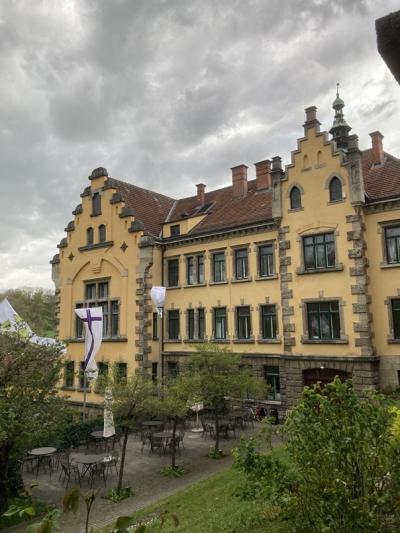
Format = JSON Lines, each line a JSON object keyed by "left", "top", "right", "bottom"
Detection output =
{"left": 52, "top": 92, "right": 400, "bottom": 413}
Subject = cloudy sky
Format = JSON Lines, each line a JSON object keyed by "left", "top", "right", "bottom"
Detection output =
{"left": 0, "top": 0, "right": 399, "bottom": 291}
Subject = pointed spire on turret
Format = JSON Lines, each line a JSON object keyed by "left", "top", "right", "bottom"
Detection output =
{"left": 329, "top": 83, "right": 351, "bottom": 150}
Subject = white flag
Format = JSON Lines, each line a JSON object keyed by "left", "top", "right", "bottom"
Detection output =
{"left": 74, "top": 307, "right": 103, "bottom": 375}
{"left": 150, "top": 286, "right": 166, "bottom": 317}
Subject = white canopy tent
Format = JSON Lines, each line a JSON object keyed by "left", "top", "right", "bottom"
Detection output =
{"left": 0, "top": 297, "right": 59, "bottom": 346}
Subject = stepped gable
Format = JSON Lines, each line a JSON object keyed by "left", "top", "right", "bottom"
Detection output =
{"left": 167, "top": 179, "right": 273, "bottom": 235}
{"left": 362, "top": 149, "right": 400, "bottom": 202}
{"left": 107, "top": 177, "right": 175, "bottom": 237}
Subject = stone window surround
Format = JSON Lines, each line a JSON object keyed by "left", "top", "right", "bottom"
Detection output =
{"left": 183, "top": 307, "right": 208, "bottom": 343}
{"left": 229, "top": 243, "right": 250, "bottom": 281}
{"left": 287, "top": 182, "right": 304, "bottom": 212}
{"left": 299, "top": 297, "right": 348, "bottom": 344}
{"left": 256, "top": 303, "right": 281, "bottom": 344}
{"left": 75, "top": 297, "right": 121, "bottom": 340}
{"left": 324, "top": 173, "right": 346, "bottom": 204}
{"left": 295, "top": 225, "right": 343, "bottom": 275}
{"left": 207, "top": 247, "right": 227, "bottom": 283}
{"left": 211, "top": 305, "right": 229, "bottom": 342}
{"left": 378, "top": 219, "right": 400, "bottom": 267}
{"left": 164, "top": 308, "right": 182, "bottom": 343}
{"left": 384, "top": 293, "right": 400, "bottom": 343}
{"left": 165, "top": 255, "right": 181, "bottom": 288}
{"left": 233, "top": 304, "right": 255, "bottom": 343}
{"left": 252, "top": 239, "right": 278, "bottom": 280}
{"left": 74, "top": 276, "right": 111, "bottom": 336}
{"left": 183, "top": 250, "right": 206, "bottom": 287}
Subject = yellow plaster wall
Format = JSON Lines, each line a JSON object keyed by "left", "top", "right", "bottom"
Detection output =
{"left": 365, "top": 211, "right": 400, "bottom": 355}
{"left": 162, "top": 229, "right": 281, "bottom": 353}
{"left": 282, "top": 127, "right": 360, "bottom": 356}
{"left": 57, "top": 176, "right": 146, "bottom": 403}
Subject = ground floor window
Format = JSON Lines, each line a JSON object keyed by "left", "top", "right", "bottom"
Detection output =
{"left": 264, "top": 365, "right": 281, "bottom": 400}
{"left": 115, "top": 362, "right": 127, "bottom": 383}
{"left": 307, "top": 301, "right": 340, "bottom": 340}
{"left": 391, "top": 298, "right": 400, "bottom": 339}
{"left": 167, "top": 361, "right": 179, "bottom": 378}
{"left": 64, "top": 361, "right": 74, "bottom": 388}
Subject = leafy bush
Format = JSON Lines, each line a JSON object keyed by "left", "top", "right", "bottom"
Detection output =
{"left": 284, "top": 378, "right": 400, "bottom": 532}
{"left": 57, "top": 416, "right": 104, "bottom": 449}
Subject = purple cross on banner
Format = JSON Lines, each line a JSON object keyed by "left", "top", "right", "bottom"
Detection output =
{"left": 74, "top": 306, "right": 103, "bottom": 372}
{"left": 82, "top": 309, "right": 102, "bottom": 369}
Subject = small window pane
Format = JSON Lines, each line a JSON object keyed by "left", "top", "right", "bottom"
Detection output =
{"left": 187, "top": 257, "right": 194, "bottom": 285}
{"left": 64, "top": 362, "right": 75, "bottom": 388}
{"left": 170, "top": 225, "right": 180, "bottom": 236}
{"left": 197, "top": 255, "right": 205, "bottom": 284}
{"left": 290, "top": 187, "right": 301, "bottom": 209}
{"left": 329, "top": 177, "right": 342, "bottom": 202}
{"left": 111, "top": 301, "right": 119, "bottom": 337}
{"left": 153, "top": 312, "right": 158, "bottom": 339}
{"left": 264, "top": 366, "right": 281, "bottom": 400}
{"left": 392, "top": 299, "right": 400, "bottom": 339}
{"left": 237, "top": 306, "right": 251, "bottom": 339}
{"left": 167, "top": 259, "right": 179, "bottom": 287}
{"left": 187, "top": 309, "right": 195, "bottom": 340}
{"left": 86, "top": 284, "right": 96, "bottom": 300}
{"left": 168, "top": 310, "right": 180, "bottom": 340}
{"left": 99, "top": 224, "right": 106, "bottom": 243}
{"left": 259, "top": 245, "right": 273, "bottom": 277}
{"left": 87, "top": 227, "right": 94, "bottom": 246}
{"left": 198, "top": 308, "right": 205, "bottom": 339}
{"left": 98, "top": 282, "right": 108, "bottom": 299}
{"left": 213, "top": 253, "right": 225, "bottom": 282}
{"left": 92, "top": 193, "right": 101, "bottom": 216}
{"left": 214, "top": 307, "right": 227, "bottom": 339}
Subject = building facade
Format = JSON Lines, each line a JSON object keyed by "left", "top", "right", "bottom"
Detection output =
{"left": 52, "top": 94, "right": 400, "bottom": 413}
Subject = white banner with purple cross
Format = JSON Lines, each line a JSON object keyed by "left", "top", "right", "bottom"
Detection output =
{"left": 74, "top": 307, "right": 103, "bottom": 376}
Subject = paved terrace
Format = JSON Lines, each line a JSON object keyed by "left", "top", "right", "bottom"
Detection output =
{"left": 13, "top": 422, "right": 271, "bottom": 533}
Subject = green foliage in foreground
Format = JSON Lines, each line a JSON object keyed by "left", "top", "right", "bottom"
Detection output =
{"left": 101, "top": 462, "right": 285, "bottom": 533}
{"left": 234, "top": 378, "right": 400, "bottom": 533}
{"left": 0, "top": 288, "right": 56, "bottom": 338}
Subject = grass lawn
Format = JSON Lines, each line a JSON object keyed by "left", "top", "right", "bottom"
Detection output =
{"left": 101, "top": 456, "right": 286, "bottom": 533}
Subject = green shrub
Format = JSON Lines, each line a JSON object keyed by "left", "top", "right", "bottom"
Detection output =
{"left": 284, "top": 378, "right": 400, "bottom": 532}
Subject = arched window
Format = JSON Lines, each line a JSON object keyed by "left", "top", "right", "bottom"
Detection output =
{"left": 87, "top": 227, "right": 94, "bottom": 246}
{"left": 92, "top": 192, "right": 101, "bottom": 216}
{"left": 329, "top": 177, "right": 342, "bottom": 202}
{"left": 99, "top": 224, "right": 106, "bottom": 243}
{"left": 317, "top": 150, "right": 323, "bottom": 166}
{"left": 290, "top": 186, "right": 302, "bottom": 209}
{"left": 303, "top": 154, "right": 309, "bottom": 169}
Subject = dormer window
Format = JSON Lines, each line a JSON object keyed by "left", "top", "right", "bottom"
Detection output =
{"left": 92, "top": 192, "right": 101, "bottom": 216}
{"left": 290, "top": 186, "right": 302, "bottom": 210}
{"left": 87, "top": 227, "right": 94, "bottom": 246}
{"left": 99, "top": 224, "right": 106, "bottom": 243}
{"left": 170, "top": 224, "right": 180, "bottom": 236}
{"left": 329, "top": 177, "right": 342, "bottom": 202}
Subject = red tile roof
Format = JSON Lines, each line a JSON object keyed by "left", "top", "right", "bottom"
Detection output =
{"left": 362, "top": 149, "right": 400, "bottom": 202}
{"left": 167, "top": 180, "right": 273, "bottom": 235}
{"left": 107, "top": 178, "right": 175, "bottom": 237}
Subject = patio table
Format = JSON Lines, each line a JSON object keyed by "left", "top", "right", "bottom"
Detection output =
{"left": 28, "top": 447, "right": 57, "bottom": 476}
{"left": 71, "top": 453, "right": 106, "bottom": 485}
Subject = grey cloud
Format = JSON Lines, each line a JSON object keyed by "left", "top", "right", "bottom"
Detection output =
{"left": 1, "top": 0, "right": 400, "bottom": 290}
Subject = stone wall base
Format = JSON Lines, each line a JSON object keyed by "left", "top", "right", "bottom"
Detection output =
{"left": 379, "top": 355, "right": 400, "bottom": 391}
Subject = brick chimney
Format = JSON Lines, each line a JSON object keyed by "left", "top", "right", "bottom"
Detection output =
{"left": 254, "top": 160, "right": 272, "bottom": 190}
{"left": 196, "top": 183, "right": 206, "bottom": 205}
{"left": 369, "top": 131, "right": 384, "bottom": 165}
{"left": 231, "top": 165, "right": 248, "bottom": 197}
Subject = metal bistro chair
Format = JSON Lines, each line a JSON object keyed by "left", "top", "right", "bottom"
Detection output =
{"left": 149, "top": 435, "right": 165, "bottom": 455}
{"left": 88, "top": 462, "right": 107, "bottom": 488}
{"left": 60, "top": 456, "right": 81, "bottom": 487}
{"left": 104, "top": 451, "right": 120, "bottom": 477}
{"left": 140, "top": 430, "right": 151, "bottom": 453}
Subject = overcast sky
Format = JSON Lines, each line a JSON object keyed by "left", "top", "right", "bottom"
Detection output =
{"left": 0, "top": 0, "right": 399, "bottom": 291}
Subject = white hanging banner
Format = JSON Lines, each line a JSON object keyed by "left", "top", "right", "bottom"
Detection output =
{"left": 150, "top": 286, "right": 166, "bottom": 317}
{"left": 74, "top": 307, "right": 103, "bottom": 377}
